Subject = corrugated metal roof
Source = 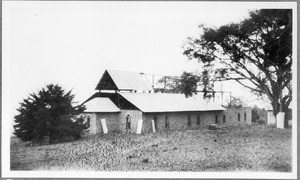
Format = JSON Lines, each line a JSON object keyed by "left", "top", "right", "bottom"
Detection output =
{"left": 84, "top": 97, "right": 120, "bottom": 113}
{"left": 119, "top": 92, "right": 226, "bottom": 113}
{"left": 95, "top": 69, "right": 154, "bottom": 91}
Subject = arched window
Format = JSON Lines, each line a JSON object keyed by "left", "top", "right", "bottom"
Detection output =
{"left": 244, "top": 112, "right": 247, "bottom": 121}
{"left": 223, "top": 115, "right": 226, "bottom": 123}
{"left": 126, "top": 115, "right": 131, "bottom": 130}
{"left": 238, "top": 113, "right": 240, "bottom": 122}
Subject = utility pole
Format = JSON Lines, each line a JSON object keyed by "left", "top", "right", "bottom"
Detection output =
{"left": 152, "top": 74, "right": 154, "bottom": 88}
{"left": 221, "top": 82, "right": 223, "bottom": 106}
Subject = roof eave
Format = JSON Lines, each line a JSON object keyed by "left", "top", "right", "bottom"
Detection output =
{"left": 84, "top": 111, "right": 121, "bottom": 113}
{"left": 142, "top": 109, "right": 225, "bottom": 113}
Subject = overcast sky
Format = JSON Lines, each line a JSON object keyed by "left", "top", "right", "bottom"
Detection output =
{"left": 3, "top": 1, "right": 295, "bottom": 132}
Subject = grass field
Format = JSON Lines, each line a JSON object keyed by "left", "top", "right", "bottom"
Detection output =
{"left": 10, "top": 124, "right": 292, "bottom": 171}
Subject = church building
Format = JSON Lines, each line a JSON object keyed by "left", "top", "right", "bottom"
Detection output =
{"left": 82, "top": 69, "right": 250, "bottom": 135}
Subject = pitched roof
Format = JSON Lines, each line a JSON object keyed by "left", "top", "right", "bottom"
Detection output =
{"left": 84, "top": 97, "right": 120, "bottom": 112}
{"left": 95, "top": 69, "right": 153, "bottom": 91}
{"left": 119, "top": 92, "right": 226, "bottom": 113}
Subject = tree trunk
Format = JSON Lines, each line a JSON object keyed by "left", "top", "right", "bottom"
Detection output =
{"left": 269, "top": 92, "right": 291, "bottom": 118}
{"left": 271, "top": 97, "right": 291, "bottom": 128}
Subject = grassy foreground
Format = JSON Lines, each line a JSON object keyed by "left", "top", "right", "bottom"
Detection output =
{"left": 10, "top": 124, "right": 292, "bottom": 171}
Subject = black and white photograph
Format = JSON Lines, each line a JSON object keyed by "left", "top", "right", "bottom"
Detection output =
{"left": 2, "top": 1, "right": 297, "bottom": 179}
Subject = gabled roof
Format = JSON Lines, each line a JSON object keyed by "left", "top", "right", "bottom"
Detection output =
{"left": 95, "top": 69, "right": 153, "bottom": 91}
{"left": 119, "top": 92, "right": 225, "bottom": 113}
{"left": 84, "top": 97, "right": 120, "bottom": 113}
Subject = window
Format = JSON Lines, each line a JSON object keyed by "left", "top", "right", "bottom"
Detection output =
{"left": 153, "top": 115, "right": 158, "bottom": 130}
{"left": 223, "top": 115, "right": 226, "bottom": 123}
{"left": 244, "top": 112, "right": 247, "bottom": 121}
{"left": 215, "top": 115, "right": 218, "bottom": 124}
{"left": 126, "top": 115, "right": 131, "bottom": 130}
{"left": 188, "top": 114, "right": 191, "bottom": 126}
{"left": 197, "top": 114, "right": 200, "bottom": 125}
{"left": 165, "top": 114, "right": 169, "bottom": 128}
{"left": 238, "top": 113, "right": 240, "bottom": 122}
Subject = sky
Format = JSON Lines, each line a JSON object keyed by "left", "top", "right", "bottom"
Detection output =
{"left": 2, "top": 1, "right": 295, "bottom": 134}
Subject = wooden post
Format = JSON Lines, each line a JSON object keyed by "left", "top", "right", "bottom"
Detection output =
{"left": 221, "top": 82, "right": 223, "bottom": 106}
{"left": 101, "top": 118, "right": 108, "bottom": 134}
{"left": 152, "top": 74, "right": 154, "bottom": 88}
{"left": 137, "top": 119, "right": 143, "bottom": 134}
{"left": 152, "top": 120, "right": 156, "bottom": 133}
{"left": 117, "top": 91, "right": 120, "bottom": 108}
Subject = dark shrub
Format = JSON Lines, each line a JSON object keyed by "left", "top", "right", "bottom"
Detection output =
{"left": 13, "top": 84, "right": 89, "bottom": 144}
{"left": 256, "top": 119, "right": 265, "bottom": 125}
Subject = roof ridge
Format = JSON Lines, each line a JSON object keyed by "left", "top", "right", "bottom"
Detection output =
{"left": 96, "top": 69, "right": 153, "bottom": 91}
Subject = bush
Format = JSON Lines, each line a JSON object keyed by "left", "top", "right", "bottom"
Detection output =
{"left": 256, "top": 119, "right": 266, "bottom": 125}
{"left": 252, "top": 106, "right": 267, "bottom": 123}
{"left": 208, "top": 124, "right": 219, "bottom": 130}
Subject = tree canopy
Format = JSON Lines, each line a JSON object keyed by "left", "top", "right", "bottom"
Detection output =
{"left": 14, "top": 84, "right": 89, "bottom": 144}
{"left": 183, "top": 9, "right": 292, "bottom": 116}
{"left": 157, "top": 71, "right": 199, "bottom": 97}
{"left": 227, "top": 96, "right": 246, "bottom": 108}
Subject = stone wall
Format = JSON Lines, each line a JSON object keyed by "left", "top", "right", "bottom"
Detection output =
{"left": 82, "top": 110, "right": 143, "bottom": 135}
{"left": 141, "top": 114, "right": 153, "bottom": 133}
{"left": 142, "top": 111, "right": 224, "bottom": 132}
{"left": 96, "top": 113, "right": 120, "bottom": 133}
{"left": 118, "top": 110, "right": 143, "bottom": 133}
{"left": 83, "top": 108, "right": 252, "bottom": 135}
{"left": 82, "top": 112, "right": 120, "bottom": 135}
{"left": 223, "top": 107, "right": 252, "bottom": 125}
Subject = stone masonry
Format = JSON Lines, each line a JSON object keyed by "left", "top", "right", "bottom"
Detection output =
{"left": 82, "top": 108, "right": 252, "bottom": 135}
{"left": 142, "top": 111, "right": 224, "bottom": 133}
{"left": 223, "top": 107, "right": 252, "bottom": 125}
{"left": 82, "top": 110, "right": 143, "bottom": 135}
{"left": 118, "top": 110, "right": 143, "bottom": 133}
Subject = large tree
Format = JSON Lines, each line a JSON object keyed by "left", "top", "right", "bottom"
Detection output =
{"left": 14, "top": 84, "right": 89, "bottom": 144}
{"left": 157, "top": 71, "right": 199, "bottom": 97}
{"left": 183, "top": 9, "right": 292, "bottom": 116}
